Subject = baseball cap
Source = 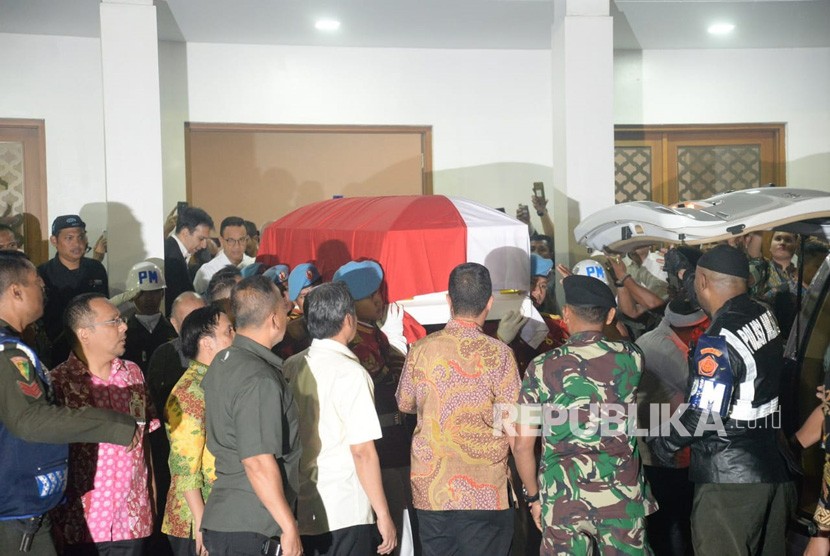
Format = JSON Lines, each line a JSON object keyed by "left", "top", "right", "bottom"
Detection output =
{"left": 51, "top": 215, "right": 86, "bottom": 236}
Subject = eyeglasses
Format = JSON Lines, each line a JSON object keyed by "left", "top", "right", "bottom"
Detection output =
{"left": 223, "top": 236, "right": 249, "bottom": 247}
{"left": 92, "top": 316, "right": 126, "bottom": 327}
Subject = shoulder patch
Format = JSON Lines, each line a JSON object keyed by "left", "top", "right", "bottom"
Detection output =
{"left": 18, "top": 379, "right": 42, "bottom": 399}
{"left": 11, "top": 356, "right": 31, "bottom": 381}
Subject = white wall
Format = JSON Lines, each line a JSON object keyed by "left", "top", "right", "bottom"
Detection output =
{"left": 0, "top": 33, "right": 108, "bottom": 240}
{"left": 615, "top": 47, "right": 830, "bottom": 190}
{"left": 183, "top": 43, "right": 555, "bottom": 227}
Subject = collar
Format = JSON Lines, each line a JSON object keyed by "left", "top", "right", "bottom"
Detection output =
{"left": 232, "top": 334, "right": 284, "bottom": 368}
{"left": 172, "top": 233, "right": 189, "bottom": 259}
{"left": 187, "top": 359, "right": 209, "bottom": 376}
{"left": 310, "top": 338, "right": 360, "bottom": 362}
{"left": 566, "top": 330, "right": 605, "bottom": 343}
{"left": 709, "top": 293, "right": 752, "bottom": 324}
{"left": 447, "top": 318, "right": 483, "bottom": 332}
{"left": 0, "top": 319, "right": 20, "bottom": 336}
{"left": 64, "top": 351, "right": 127, "bottom": 381}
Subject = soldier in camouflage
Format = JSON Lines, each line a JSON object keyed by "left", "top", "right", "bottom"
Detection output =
{"left": 514, "top": 274, "right": 656, "bottom": 555}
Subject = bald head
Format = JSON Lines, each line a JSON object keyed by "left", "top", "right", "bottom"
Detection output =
{"left": 694, "top": 266, "right": 747, "bottom": 315}
{"left": 170, "top": 291, "right": 206, "bottom": 333}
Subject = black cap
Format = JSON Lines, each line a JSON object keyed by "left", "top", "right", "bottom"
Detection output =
{"left": 563, "top": 275, "right": 617, "bottom": 309}
{"left": 51, "top": 215, "right": 86, "bottom": 236}
{"left": 697, "top": 244, "right": 749, "bottom": 280}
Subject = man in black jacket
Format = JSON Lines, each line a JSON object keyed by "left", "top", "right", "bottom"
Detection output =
{"left": 649, "top": 244, "right": 796, "bottom": 555}
{"left": 163, "top": 206, "right": 213, "bottom": 315}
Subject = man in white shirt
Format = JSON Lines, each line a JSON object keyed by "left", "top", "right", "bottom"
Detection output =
{"left": 193, "top": 216, "right": 255, "bottom": 294}
{"left": 283, "top": 282, "right": 397, "bottom": 555}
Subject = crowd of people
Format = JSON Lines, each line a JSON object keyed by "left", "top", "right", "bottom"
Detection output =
{"left": 1, "top": 198, "right": 829, "bottom": 556}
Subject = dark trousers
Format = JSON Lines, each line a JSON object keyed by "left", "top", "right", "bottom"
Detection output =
{"left": 416, "top": 509, "right": 513, "bottom": 556}
{"left": 692, "top": 481, "right": 797, "bottom": 556}
{"left": 203, "top": 529, "right": 272, "bottom": 556}
{"left": 63, "top": 538, "right": 147, "bottom": 556}
{"left": 0, "top": 516, "right": 56, "bottom": 556}
{"left": 167, "top": 535, "right": 197, "bottom": 556}
{"left": 644, "top": 465, "right": 693, "bottom": 556}
{"left": 301, "top": 524, "right": 375, "bottom": 556}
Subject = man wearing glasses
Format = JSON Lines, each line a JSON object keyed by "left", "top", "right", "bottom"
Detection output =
{"left": 38, "top": 215, "right": 109, "bottom": 366}
{"left": 192, "top": 216, "right": 255, "bottom": 295}
{"left": 50, "top": 293, "right": 160, "bottom": 556}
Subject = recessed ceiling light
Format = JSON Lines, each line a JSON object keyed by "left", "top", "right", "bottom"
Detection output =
{"left": 708, "top": 23, "right": 735, "bottom": 35}
{"left": 315, "top": 19, "right": 341, "bottom": 32}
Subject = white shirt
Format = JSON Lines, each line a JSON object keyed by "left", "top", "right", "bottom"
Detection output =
{"left": 192, "top": 250, "right": 254, "bottom": 294}
{"left": 283, "top": 338, "right": 382, "bottom": 535}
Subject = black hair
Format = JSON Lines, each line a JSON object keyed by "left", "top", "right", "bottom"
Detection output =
{"left": 244, "top": 220, "right": 259, "bottom": 239}
{"left": 63, "top": 292, "right": 108, "bottom": 346}
{"left": 305, "top": 282, "right": 354, "bottom": 340}
{"left": 567, "top": 304, "right": 610, "bottom": 325}
{"left": 0, "top": 251, "right": 35, "bottom": 295}
{"left": 206, "top": 265, "right": 242, "bottom": 303}
{"left": 231, "top": 275, "right": 281, "bottom": 329}
{"left": 175, "top": 206, "right": 214, "bottom": 234}
{"left": 180, "top": 305, "right": 223, "bottom": 360}
{"left": 803, "top": 240, "right": 830, "bottom": 264}
{"left": 448, "top": 263, "right": 492, "bottom": 317}
{"left": 220, "top": 216, "right": 246, "bottom": 237}
{"left": 530, "top": 233, "right": 553, "bottom": 253}
{"left": 0, "top": 223, "right": 20, "bottom": 244}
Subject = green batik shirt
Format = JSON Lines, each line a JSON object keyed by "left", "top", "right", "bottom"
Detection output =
{"left": 518, "top": 330, "right": 657, "bottom": 526}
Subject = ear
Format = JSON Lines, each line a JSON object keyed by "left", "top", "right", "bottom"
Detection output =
{"left": 76, "top": 325, "right": 91, "bottom": 345}
{"left": 605, "top": 307, "right": 617, "bottom": 326}
{"left": 49, "top": 235, "right": 57, "bottom": 248}
{"left": 485, "top": 295, "right": 495, "bottom": 314}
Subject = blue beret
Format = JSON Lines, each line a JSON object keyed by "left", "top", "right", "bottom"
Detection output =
{"left": 333, "top": 260, "right": 383, "bottom": 301}
{"left": 531, "top": 253, "right": 553, "bottom": 277}
{"left": 240, "top": 262, "right": 264, "bottom": 279}
{"left": 288, "top": 263, "right": 321, "bottom": 301}
{"left": 263, "top": 264, "right": 290, "bottom": 285}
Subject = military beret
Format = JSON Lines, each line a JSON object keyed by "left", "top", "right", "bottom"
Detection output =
{"left": 288, "top": 263, "right": 321, "bottom": 301}
{"left": 531, "top": 253, "right": 553, "bottom": 278}
{"left": 333, "top": 260, "right": 383, "bottom": 301}
{"left": 697, "top": 244, "right": 749, "bottom": 280}
{"left": 563, "top": 274, "right": 616, "bottom": 309}
{"left": 263, "top": 264, "right": 290, "bottom": 285}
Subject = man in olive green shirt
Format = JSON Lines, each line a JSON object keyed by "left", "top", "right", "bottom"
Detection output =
{"left": 202, "top": 275, "right": 302, "bottom": 556}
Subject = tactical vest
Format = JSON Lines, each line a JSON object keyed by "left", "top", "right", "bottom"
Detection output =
{"left": 0, "top": 329, "right": 69, "bottom": 520}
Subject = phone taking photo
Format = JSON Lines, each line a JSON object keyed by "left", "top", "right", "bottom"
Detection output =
{"left": 532, "top": 182, "right": 546, "bottom": 201}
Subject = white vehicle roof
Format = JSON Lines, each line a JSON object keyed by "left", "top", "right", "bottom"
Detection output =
{"left": 575, "top": 187, "right": 830, "bottom": 253}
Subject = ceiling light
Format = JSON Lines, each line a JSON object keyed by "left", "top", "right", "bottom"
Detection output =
{"left": 315, "top": 19, "right": 341, "bottom": 32}
{"left": 708, "top": 23, "right": 735, "bottom": 35}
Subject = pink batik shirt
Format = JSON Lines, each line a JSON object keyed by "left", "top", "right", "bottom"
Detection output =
{"left": 49, "top": 353, "right": 160, "bottom": 544}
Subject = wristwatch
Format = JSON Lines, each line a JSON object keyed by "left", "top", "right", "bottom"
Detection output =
{"left": 808, "top": 521, "right": 830, "bottom": 538}
{"left": 522, "top": 486, "right": 540, "bottom": 504}
{"left": 614, "top": 274, "right": 632, "bottom": 288}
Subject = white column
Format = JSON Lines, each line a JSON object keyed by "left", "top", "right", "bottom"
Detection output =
{"left": 551, "top": 0, "right": 615, "bottom": 271}
{"left": 100, "top": 0, "right": 164, "bottom": 291}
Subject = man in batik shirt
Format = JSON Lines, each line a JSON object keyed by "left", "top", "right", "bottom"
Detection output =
{"left": 397, "top": 262, "right": 520, "bottom": 555}
{"left": 50, "top": 294, "right": 160, "bottom": 555}
{"left": 163, "top": 306, "right": 234, "bottom": 556}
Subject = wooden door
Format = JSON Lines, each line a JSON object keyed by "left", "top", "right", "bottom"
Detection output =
{"left": 0, "top": 119, "right": 48, "bottom": 264}
{"left": 615, "top": 124, "right": 786, "bottom": 205}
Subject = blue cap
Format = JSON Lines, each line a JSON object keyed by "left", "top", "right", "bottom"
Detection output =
{"left": 288, "top": 263, "right": 321, "bottom": 301}
{"left": 240, "top": 262, "right": 264, "bottom": 279}
{"left": 263, "top": 264, "right": 290, "bottom": 285}
{"left": 333, "top": 260, "right": 383, "bottom": 301}
{"left": 531, "top": 253, "right": 553, "bottom": 277}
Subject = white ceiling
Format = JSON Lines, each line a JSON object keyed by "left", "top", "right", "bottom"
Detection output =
{"left": 1, "top": 0, "right": 828, "bottom": 50}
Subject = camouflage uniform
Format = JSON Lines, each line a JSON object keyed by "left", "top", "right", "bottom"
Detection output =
{"left": 519, "top": 330, "right": 656, "bottom": 555}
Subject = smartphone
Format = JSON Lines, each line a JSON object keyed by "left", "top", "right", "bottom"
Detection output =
{"left": 532, "top": 182, "right": 546, "bottom": 201}
{"left": 176, "top": 201, "right": 188, "bottom": 214}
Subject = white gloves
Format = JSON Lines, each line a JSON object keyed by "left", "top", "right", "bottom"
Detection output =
{"left": 380, "top": 302, "right": 408, "bottom": 355}
{"left": 497, "top": 309, "right": 528, "bottom": 344}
